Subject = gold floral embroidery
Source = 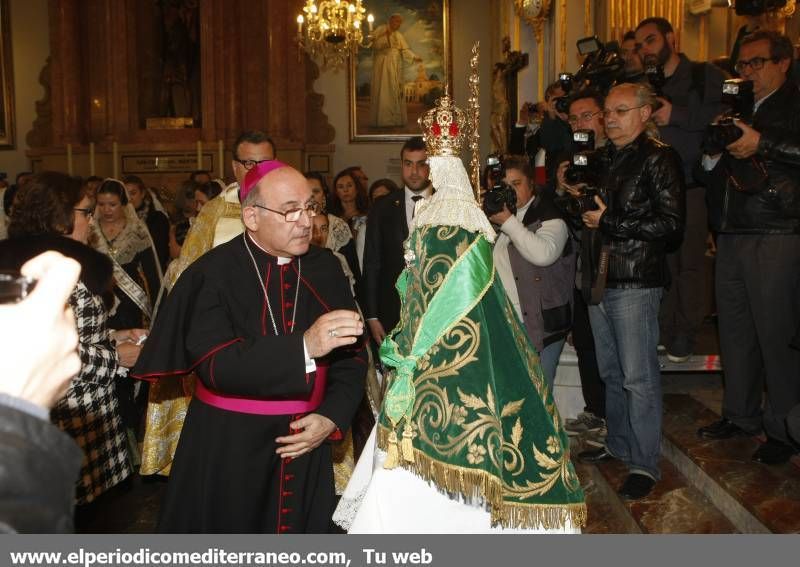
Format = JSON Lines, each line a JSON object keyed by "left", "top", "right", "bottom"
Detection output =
{"left": 467, "top": 444, "right": 487, "bottom": 464}
{"left": 378, "top": 227, "right": 586, "bottom": 529}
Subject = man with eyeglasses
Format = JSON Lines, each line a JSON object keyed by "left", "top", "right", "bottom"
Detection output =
{"left": 137, "top": 131, "right": 277, "bottom": 479}
{"left": 696, "top": 30, "right": 800, "bottom": 465}
{"left": 635, "top": 17, "right": 727, "bottom": 364}
{"left": 133, "top": 160, "right": 366, "bottom": 532}
{"left": 554, "top": 90, "right": 609, "bottom": 448}
{"left": 576, "top": 83, "right": 684, "bottom": 501}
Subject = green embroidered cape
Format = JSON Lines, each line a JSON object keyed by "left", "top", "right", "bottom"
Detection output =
{"left": 378, "top": 225, "right": 586, "bottom": 529}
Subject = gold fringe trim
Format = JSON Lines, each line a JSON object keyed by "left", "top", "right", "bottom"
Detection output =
{"left": 377, "top": 425, "right": 587, "bottom": 530}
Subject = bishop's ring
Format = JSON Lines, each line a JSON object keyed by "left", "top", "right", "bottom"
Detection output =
{"left": 328, "top": 328, "right": 339, "bottom": 338}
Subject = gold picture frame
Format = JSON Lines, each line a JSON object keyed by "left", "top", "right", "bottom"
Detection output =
{"left": 349, "top": 0, "right": 451, "bottom": 142}
{"left": 0, "top": 0, "right": 14, "bottom": 148}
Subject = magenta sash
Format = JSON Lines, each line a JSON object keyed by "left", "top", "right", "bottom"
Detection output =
{"left": 194, "top": 364, "right": 328, "bottom": 415}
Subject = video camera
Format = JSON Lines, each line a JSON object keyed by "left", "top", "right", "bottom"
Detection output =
{"left": 702, "top": 79, "right": 754, "bottom": 155}
{"left": 482, "top": 155, "right": 517, "bottom": 216}
{"left": 555, "top": 36, "right": 626, "bottom": 114}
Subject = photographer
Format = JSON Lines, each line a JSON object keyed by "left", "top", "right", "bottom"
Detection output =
{"left": 696, "top": 30, "right": 800, "bottom": 465}
{"left": 576, "top": 83, "right": 684, "bottom": 501}
{"left": 488, "top": 156, "right": 574, "bottom": 390}
{"left": 510, "top": 81, "right": 573, "bottom": 186}
{"left": 554, "top": 90, "right": 609, "bottom": 444}
{"left": 635, "top": 17, "right": 728, "bottom": 363}
{"left": 621, "top": 31, "right": 645, "bottom": 82}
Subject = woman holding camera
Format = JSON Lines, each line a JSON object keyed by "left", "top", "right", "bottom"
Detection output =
{"left": 488, "top": 156, "right": 576, "bottom": 391}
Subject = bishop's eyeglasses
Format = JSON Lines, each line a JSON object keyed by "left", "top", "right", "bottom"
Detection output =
{"left": 252, "top": 201, "right": 320, "bottom": 222}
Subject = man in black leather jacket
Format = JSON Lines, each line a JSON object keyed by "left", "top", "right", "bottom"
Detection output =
{"left": 696, "top": 30, "right": 800, "bottom": 465}
{"left": 575, "top": 82, "right": 685, "bottom": 500}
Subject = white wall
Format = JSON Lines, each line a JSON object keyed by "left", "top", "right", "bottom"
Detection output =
{"left": 0, "top": 0, "right": 49, "bottom": 181}
{"left": 313, "top": 0, "right": 493, "bottom": 184}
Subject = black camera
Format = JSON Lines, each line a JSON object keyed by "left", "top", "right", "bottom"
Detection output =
{"left": 553, "top": 73, "right": 574, "bottom": 114}
{"left": 703, "top": 79, "right": 754, "bottom": 155}
{"left": 735, "top": 0, "right": 787, "bottom": 16}
{"left": 564, "top": 130, "right": 601, "bottom": 187}
{"left": 557, "top": 130, "right": 602, "bottom": 216}
{"left": 556, "top": 180, "right": 601, "bottom": 216}
{"left": 574, "top": 36, "right": 626, "bottom": 94}
{"left": 643, "top": 56, "right": 667, "bottom": 98}
{"left": 482, "top": 155, "right": 517, "bottom": 216}
{"left": 561, "top": 187, "right": 600, "bottom": 216}
{"left": 555, "top": 36, "right": 626, "bottom": 112}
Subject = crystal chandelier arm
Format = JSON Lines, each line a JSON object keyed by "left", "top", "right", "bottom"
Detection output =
{"left": 295, "top": 0, "right": 372, "bottom": 71}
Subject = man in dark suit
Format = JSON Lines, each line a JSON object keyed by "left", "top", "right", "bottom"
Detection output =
{"left": 362, "top": 137, "right": 431, "bottom": 345}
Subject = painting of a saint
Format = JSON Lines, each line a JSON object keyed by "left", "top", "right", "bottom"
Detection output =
{"left": 350, "top": 0, "right": 450, "bottom": 141}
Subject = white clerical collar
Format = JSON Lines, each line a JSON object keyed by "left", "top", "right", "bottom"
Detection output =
{"left": 247, "top": 233, "right": 293, "bottom": 264}
{"left": 405, "top": 186, "right": 432, "bottom": 201}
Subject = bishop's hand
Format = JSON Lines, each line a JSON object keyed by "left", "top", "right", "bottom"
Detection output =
{"left": 304, "top": 309, "right": 363, "bottom": 358}
{"left": 275, "top": 413, "right": 337, "bottom": 459}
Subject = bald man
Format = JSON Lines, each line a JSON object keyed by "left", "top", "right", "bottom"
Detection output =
{"left": 133, "top": 162, "right": 366, "bottom": 533}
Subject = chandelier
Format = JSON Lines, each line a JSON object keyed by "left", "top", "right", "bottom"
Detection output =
{"left": 296, "top": 0, "right": 374, "bottom": 70}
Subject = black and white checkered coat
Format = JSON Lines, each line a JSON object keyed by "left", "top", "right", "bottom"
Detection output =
{"left": 51, "top": 281, "right": 132, "bottom": 504}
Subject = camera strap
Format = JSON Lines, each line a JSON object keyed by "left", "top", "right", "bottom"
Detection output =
{"left": 581, "top": 230, "right": 610, "bottom": 305}
{"left": 590, "top": 244, "right": 611, "bottom": 305}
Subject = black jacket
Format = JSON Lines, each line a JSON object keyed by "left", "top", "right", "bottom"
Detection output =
{"left": 659, "top": 54, "right": 727, "bottom": 187}
{"left": 597, "top": 133, "right": 685, "bottom": 288}
{"left": 699, "top": 79, "right": 800, "bottom": 234}
{"left": 0, "top": 403, "right": 82, "bottom": 533}
{"left": 360, "top": 189, "right": 409, "bottom": 332}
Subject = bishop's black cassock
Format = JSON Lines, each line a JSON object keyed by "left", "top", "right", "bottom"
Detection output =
{"left": 132, "top": 233, "right": 366, "bottom": 533}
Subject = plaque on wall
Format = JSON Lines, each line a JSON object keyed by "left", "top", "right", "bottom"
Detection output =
{"left": 122, "top": 154, "right": 213, "bottom": 173}
{"left": 145, "top": 117, "right": 195, "bottom": 129}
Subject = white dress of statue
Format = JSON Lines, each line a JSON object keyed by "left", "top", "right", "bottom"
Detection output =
{"left": 369, "top": 15, "right": 421, "bottom": 128}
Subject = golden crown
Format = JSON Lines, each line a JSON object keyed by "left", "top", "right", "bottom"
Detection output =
{"left": 418, "top": 90, "right": 471, "bottom": 157}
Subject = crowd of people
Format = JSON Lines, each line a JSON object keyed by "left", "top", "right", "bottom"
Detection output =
{"left": 508, "top": 19, "right": 799, "bottom": 499}
{"left": 0, "top": 13, "right": 798, "bottom": 534}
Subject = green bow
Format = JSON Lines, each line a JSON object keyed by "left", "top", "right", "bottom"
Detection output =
{"left": 380, "top": 233, "right": 494, "bottom": 429}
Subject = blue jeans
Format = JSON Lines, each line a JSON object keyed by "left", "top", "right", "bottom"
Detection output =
{"left": 540, "top": 338, "right": 566, "bottom": 393}
{"left": 588, "top": 288, "right": 663, "bottom": 480}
